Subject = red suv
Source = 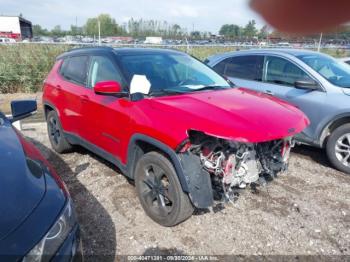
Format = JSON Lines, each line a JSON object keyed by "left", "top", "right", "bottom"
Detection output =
{"left": 43, "top": 47, "right": 309, "bottom": 226}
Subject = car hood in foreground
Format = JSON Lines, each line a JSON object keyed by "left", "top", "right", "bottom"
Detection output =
{"left": 0, "top": 120, "right": 46, "bottom": 240}
{"left": 149, "top": 88, "right": 309, "bottom": 143}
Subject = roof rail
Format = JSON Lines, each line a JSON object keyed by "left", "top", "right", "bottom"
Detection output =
{"left": 56, "top": 46, "right": 114, "bottom": 60}
{"left": 66, "top": 45, "right": 114, "bottom": 53}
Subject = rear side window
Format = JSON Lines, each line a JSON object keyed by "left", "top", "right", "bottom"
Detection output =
{"left": 60, "top": 56, "right": 89, "bottom": 85}
{"left": 213, "top": 55, "right": 263, "bottom": 81}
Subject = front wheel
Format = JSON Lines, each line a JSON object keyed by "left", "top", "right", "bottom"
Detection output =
{"left": 134, "top": 152, "right": 194, "bottom": 226}
{"left": 47, "top": 110, "right": 73, "bottom": 153}
{"left": 326, "top": 124, "right": 350, "bottom": 174}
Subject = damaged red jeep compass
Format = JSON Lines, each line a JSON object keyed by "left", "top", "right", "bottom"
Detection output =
{"left": 43, "top": 47, "right": 309, "bottom": 226}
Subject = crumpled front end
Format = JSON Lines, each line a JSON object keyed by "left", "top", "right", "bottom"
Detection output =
{"left": 178, "top": 131, "right": 294, "bottom": 205}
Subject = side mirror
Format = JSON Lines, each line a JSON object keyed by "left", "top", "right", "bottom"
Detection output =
{"left": 10, "top": 100, "right": 37, "bottom": 122}
{"left": 94, "top": 81, "right": 127, "bottom": 97}
{"left": 294, "top": 79, "right": 319, "bottom": 90}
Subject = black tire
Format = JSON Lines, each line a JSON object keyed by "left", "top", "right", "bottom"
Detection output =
{"left": 46, "top": 110, "right": 73, "bottom": 153}
{"left": 326, "top": 124, "right": 350, "bottom": 174}
{"left": 134, "top": 152, "right": 194, "bottom": 226}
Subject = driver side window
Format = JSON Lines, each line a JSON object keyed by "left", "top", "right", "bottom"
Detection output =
{"left": 263, "top": 56, "right": 312, "bottom": 86}
{"left": 88, "top": 56, "right": 123, "bottom": 89}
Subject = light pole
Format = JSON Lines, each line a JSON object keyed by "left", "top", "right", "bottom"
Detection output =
{"left": 317, "top": 32, "right": 323, "bottom": 52}
{"left": 98, "top": 19, "right": 101, "bottom": 46}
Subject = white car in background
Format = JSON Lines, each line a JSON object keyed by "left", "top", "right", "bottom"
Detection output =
{"left": 0, "top": 37, "right": 16, "bottom": 44}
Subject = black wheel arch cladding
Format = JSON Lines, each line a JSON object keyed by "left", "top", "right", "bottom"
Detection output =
{"left": 127, "top": 134, "right": 214, "bottom": 209}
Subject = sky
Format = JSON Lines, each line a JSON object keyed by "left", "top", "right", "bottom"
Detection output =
{"left": 0, "top": 0, "right": 265, "bottom": 33}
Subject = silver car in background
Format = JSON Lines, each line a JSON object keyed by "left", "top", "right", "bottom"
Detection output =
{"left": 206, "top": 49, "right": 350, "bottom": 174}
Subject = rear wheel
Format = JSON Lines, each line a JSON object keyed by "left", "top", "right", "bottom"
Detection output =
{"left": 134, "top": 152, "right": 194, "bottom": 226}
{"left": 326, "top": 124, "right": 350, "bottom": 174}
{"left": 47, "top": 110, "right": 73, "bottom": 153}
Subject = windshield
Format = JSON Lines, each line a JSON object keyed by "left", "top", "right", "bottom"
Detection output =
{"left": 297, "top": 53, "right": 350, "bottom": 88}
{"left": 118, "top": 52, "right": 231, "bottom": 95}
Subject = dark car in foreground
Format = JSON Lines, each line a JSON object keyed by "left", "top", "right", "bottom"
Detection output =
{"left": 207, "top": 49, "right": 350, "bottom": 174}
{"left": 0, "top": 100, "right": 82, "bottom": 261}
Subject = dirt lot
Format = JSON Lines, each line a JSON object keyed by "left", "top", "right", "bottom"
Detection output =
{"left": 16, "top": 117, "right": 350, "bottom": 261}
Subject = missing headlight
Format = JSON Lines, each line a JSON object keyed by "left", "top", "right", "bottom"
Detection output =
{"left": 183, "top": 131, "right": 294, "bottom": 203}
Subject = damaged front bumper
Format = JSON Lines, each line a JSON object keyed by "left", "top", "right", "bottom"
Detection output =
{"left": 177, "top": 133, "right": 294, "bottom": 208}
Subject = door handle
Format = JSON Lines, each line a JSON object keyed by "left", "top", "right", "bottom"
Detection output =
{"left": 56, "top": 85, "right": 62, "bottom": 90}
{"left": 80, "top": 95, "right": 89, "bottom": 102}
{"left": 264, "top": 90, "right": 274, "bottom": 96}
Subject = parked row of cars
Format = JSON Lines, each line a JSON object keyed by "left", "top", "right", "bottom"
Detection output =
{"left": 0, "top": 37, "right": 16, "bottom": 44}
{"left": 1, "top": 46, "right": 349, "bottom": 260}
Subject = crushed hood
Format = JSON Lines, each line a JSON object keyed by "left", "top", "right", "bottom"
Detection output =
{"left": 149, "top": 88, "right": 309, "bottom": 143}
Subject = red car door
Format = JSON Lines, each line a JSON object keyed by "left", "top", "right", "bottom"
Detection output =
{"left": 78, "top": 55, "right": 131, "bottom": 159}
{"left": 55, "top": 55, "right": 90, "bottom": 134}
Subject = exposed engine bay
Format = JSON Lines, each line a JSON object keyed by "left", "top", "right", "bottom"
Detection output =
{"left": 180, "top": 131, "right": 294, "bottom": 203}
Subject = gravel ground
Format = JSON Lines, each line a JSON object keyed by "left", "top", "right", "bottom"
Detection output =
{"left": 20, "top": 120, "right": 350, "bottom": 261}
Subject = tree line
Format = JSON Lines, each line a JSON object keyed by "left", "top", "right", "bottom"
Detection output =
{"left": 32, "top": 14, "right": 261, "bottom": 39}
{"left": 32, "top": 13, "right": 350, "bottom": 41}
{"left": 33, "top": 14, "right": 190, "bottom": 38}
{"left": 219, "top": 21, "right": 269, "bottom": 39}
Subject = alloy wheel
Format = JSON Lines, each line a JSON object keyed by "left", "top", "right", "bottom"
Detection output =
{"left": 139, "top": 163, "right": 175, "bottom": 217}
{"left": 335, "top": 133, "right": 350, "bottom": 167}
{"left": 48, "top": 116, "right": 61, "bottom": 146}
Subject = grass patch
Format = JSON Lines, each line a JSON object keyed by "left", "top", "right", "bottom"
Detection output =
{"left": 0, "top": 44, "right": 349, "bottom": 93}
